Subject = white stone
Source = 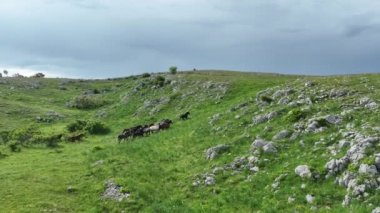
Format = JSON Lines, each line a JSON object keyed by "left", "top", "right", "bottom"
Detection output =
{"left": 372, "top": 207, "right": 380, "bottom": 213}
{"left": 263, "top": 142, "right": 277, "bottom": 153}
{"left": 295, "top": 165, "right": 312, "bottom": 178}
{"left": 306, "top": 194, "right": 315, "bottom": 203}
{"left": 359, "top": 164, "right": 378, "bottom": 175}
{"left": 205, "top": 176, "right": 215, "bottom": 186}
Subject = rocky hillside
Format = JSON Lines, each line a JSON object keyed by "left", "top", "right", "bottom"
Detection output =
{"left": 0, "top": 71, "right": 379, "bottom": 212}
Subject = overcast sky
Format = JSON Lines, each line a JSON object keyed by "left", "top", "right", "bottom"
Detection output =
{"left": 1, "top": 0, "right": 380, "bottom": 78}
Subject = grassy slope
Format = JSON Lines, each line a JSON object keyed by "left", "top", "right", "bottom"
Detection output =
{"left": 0, "top": 71, "right": 379, "bottom": 212}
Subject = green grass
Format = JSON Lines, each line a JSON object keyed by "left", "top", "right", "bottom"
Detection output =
{"left": 0, "top": 71, "right": 379, "bottom": 212}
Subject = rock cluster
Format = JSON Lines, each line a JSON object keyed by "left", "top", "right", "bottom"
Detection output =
{"left": 102, "top": 180, "right": 130, "bottom": 202}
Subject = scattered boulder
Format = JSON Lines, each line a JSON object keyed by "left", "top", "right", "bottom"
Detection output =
{"left": 206, "top": 144, "right": 230, "bottom": 160}
{"left": 263, "top": 142, "right": 277, "bottom": 153}
{"left": 325, "top": 157, "right": 350, "bottom": 176}
{"left": 272, "top": 130, "right": 292, "bottom": 140}
{"left": 329, "top": 89, "right": 348, "bottom": 98}
{"left": 375, "top": 154, "right": 380, "bottom": 170}
{"left": 372, "top": 207, "right": 380, "bottom": 213}
{"left": 295, "top": 165, "right": 312, "bottom": 178}
{"left": 358, "top": 164, "right": 378, "bottom": 175}
{"left": 360, "top": 97, "right": 378, "bottom": 110}
{"left": 324, "top": 115, "right": 343, "bottom": 125}
{"left": 253, "top": 111, "right": 278, "bottom": 124}
{"left": 342, "top": 194, "right": 351, "bottom": 207}
{"left": 205, "top": 176, "right": 215, "bottom": 186}
{"left": 251, "top": 138, "right": 269, "bottom": 149}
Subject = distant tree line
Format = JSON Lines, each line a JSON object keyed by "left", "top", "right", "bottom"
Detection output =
{"left": 0, "top": 70, "right": 45, "bottom": 78}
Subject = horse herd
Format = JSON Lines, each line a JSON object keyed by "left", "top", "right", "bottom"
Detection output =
{"left": 117, "top": 112, "right": 190, "bottom": 142}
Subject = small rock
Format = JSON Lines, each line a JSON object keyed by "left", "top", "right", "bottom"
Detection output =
{"left": 372, "top": 207, "right": 380, "bottom": 213}
{"left": 263, "top": 142, "right": 277, "bottom": 153}
{"left": 205, "top": 176, "right": 215, "bottom": 186}
{"left": 67, "top": 186, "right": 76, "bottom": 193}
{"left": 212, "top": 167, "right": 224, "bottom": 175}
{"left": 205, "top": 144, "right": 230, "bottom": 160}
{"left": 375, "top": 155, "right": 380, "bottom": 170}
{"left": 306, "top": 194, "right": 315, "bottom": 203}
{"left": 330, "top": 89, "right": 348, "bottom": 98}
{"left": 338, "top": 140, "right": 350, "bottom": 149}
{"left": 325, "top": 115, "right": 342, "bottom": 125}
{"left": 295, "top": 165, "right": 311, "bottom": 178}
{"left": 272, "top": 130, "right": 292, "bottom": 140}
{"left": 192, "top": 180, "right": 201, "bottom": 187}
{"left": 251, "top": 138, "right": 268, "bottom": 149}
{"left": 305, "top": 81, "right": 314, "bottom": 87}
{"left": 342, "top": 194, "right": 351, "bottom": 207}
{"left": 250, "top": 166, "right": 260, "bottom": 173}
{"left": 102, "top": 180, "right": 130, "bottom": 202}
{"left": 272, "top": 181, "right": 280, "bottom": 189}
{"left": 352, "top": 184, "right": 366, "bottom": 197}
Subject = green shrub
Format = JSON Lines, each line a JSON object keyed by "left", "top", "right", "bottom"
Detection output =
{"left": 0, "top": 131, "right": 10, "bottom": 144}
{"left": 169, "top": 66, "right": 177, "bottom": 75}
{"left": 10, "top": 127, "right": 40, "bottom": 146}
{"left": 85, "top": 121, "right": 110, "bottom": 135}
{"left": 142, "top": 73, "right": 151, "bottom": 78}
{"left": 66, "top": 120, "right": 88, "bottom": 132}
{"left": 66, "top": 94, "right": 106, "bottom": 109}
{"left": 361, "top": 156, "right": 375, "bottom": 165}
{"left": 154, "top": 76, "right": 166, "bottom": 87}
{"left": 9, "top": 141, "right": 21, "bottom": 152}
{"left": 348, "top": 164, "right": 358, "bottom": 172}
{"left": 32, "top": 134, "right": 63, "bottom": 148}
{"left": 260, "top": 95, "right": 273, "bottom": 103}
{"left": 66, "top": 120, "right": 109, "bottom": 135}
{"left": 285, "top": 109, "right": 307, "bottom": 122}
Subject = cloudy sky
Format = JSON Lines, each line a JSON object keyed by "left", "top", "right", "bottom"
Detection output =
{"left": 1, "top": 0, "right": 380, "bottom": 78}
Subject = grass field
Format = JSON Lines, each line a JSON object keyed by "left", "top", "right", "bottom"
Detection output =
{"left": 0, "top": 71, "right": 379, "bottom": 212}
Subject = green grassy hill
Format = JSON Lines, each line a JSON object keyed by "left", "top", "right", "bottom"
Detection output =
{"left": 0, "top": 71, "right": 379, "bottom": 212}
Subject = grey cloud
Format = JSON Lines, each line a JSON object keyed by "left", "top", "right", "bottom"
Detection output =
{"left": 344, "top": 24, "right": 380, "bottom": 37}
{"left": 0, "top": 0, "right": 379, "bottom": 78}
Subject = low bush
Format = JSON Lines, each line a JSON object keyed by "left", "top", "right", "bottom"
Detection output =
{"left": 142, "top": 73, "right": 151, "bottom": 78}
{"left": 66, "top": 94, "right": 106, "bottom": 109}
{"left": 66, "top": 120, "right": 110, "bottom": 135}
{"left": 0, "top": 131, "right": 10, "bottom": 144}
{"left": 10, "top": 127, "right": 40, "bottom": 146}
{"left": 285, "top": 109, "right": 307, "bottom": 122}
{"left": 85, "top": 121, "right": 110, "bottom": 135}
{"left": 260, "top": 95, "right": 273, "bottom": 103}
{"left": 32, "top": 134, "right": 63, "bottom": 148}
{"left": 9, "top": 141, "right": 21, "bottom": 152}
{"left": 154, "top": 76, "right": 166, "bottom": 87}
{"left": 66, "top": 120, "right": 87, "bottom": 132}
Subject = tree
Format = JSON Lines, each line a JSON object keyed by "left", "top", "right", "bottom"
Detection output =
{"left": 0, "top": 73, "right": 2, "bottom": 78}
{"left": 32, "top": 73, "right": 45, "bottom": 78}
{"left": 3, "top": 70, "right": 8, "bottom": 76}
{"left": 169, "top": 66, "right": 177, "bottom": 75}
